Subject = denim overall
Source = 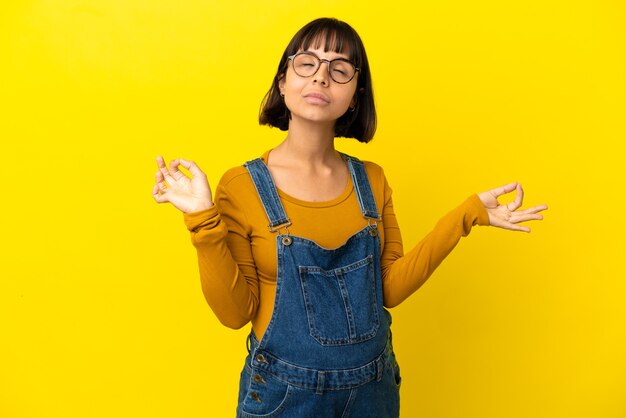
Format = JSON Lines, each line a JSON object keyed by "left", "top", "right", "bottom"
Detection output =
{"left": 237, "top": 154, "right": 401, "bottom": 418}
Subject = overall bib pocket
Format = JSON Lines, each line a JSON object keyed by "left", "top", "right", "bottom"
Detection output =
{"left": 298, "top": 255, "right": 379, "bottom": 346}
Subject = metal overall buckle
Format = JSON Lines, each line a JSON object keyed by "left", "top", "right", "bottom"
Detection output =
{"left": 269, "top": 221, "right": 293, "bottom": 246}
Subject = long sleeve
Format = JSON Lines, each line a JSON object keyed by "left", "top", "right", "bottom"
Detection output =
{"left": 183, "top": 170, "right": 260, "bottom": 329}
{"left": 380, "top": 179, "right": 490, "bottom": 307}
{"left": 182, "top": 152, "right": 490, "bottom": 336}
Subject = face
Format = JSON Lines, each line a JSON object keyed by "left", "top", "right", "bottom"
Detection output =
{"left": 278, "top": 46, "right": 358, "bottom": 128}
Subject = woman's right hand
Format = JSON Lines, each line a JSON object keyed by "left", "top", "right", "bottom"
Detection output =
{"left": 152, "top": 156, "right": 214, "bottom": 213}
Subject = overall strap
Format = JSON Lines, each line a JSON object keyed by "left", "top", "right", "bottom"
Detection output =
{"left": 340, "top": 153, "right": 381, "bottom": 220}
{"left": 244, "top": 158, "right": 291, "bottom": 231}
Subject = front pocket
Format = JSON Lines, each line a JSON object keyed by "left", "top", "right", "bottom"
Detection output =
{"left": 391, "top": 353, "right": 402, "bottom": 388}
{"left": 239, "top": 371, "right": 293, "bottom": 418}
{"left": 299, "top": 255, "right": 379, "bottom": 346}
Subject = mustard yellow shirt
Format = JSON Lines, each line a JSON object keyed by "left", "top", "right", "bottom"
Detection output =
{"left": 184, "top": 150, "right": 490, "bottom": 339}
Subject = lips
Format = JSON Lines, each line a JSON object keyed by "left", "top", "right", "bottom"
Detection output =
{"left": 303, "top": 92, "right": 330, "bottom": 104}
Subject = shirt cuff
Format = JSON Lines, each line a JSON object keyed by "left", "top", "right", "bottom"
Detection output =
{"left": 468, "top": 194, "right": 490, "bottom": 226}
{"left": 183, "top": 205, "right": 220, "bottom": 232}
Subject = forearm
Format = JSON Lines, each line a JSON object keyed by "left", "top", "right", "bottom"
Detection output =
{"left": 185, "top": 207, "right": 259, "bottom": 329}
{"left": 383, "top": 194, "right": 489, "bottom": 307}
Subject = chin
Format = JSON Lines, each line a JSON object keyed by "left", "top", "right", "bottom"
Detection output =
{"left": 294, "top": 110, "right": 343, "bottom": 124}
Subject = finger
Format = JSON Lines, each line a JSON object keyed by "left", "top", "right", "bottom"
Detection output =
{"left": 176, "top": 158, "right": 206, "bottom": 178}
{"left": 506, "top": 183, "right": 524, "bottom": 212}
{"left": 157, "top": 156, "right": 170, "bottom": 176}
{"left": 157, "top": 160, "right": 177, "bottom": 187}
{"left": 152, "top": 184, "right": 168, "bottom": 203}
{"left": 155, "top": 170, "right": 167, "bottom": 190}
{"left": 530, "top": 204, "right": 548, "bottom": 213}
{"left": 511, "top": 224, "right": 531, "bottom": 233}
{"left": 156, "top": 155, "right": 167, "bottom": 169}
{"left": 490, "top": 181, "right": 518, "bottom": 198}
{"left": 509, "top": 213, "right": 543, "bottom": 223}
{"left": 514, "top": 204, "right": 549, "bottom": 215}
{"left": 497, "top": 220, "right": 531, "bottom": 233}
{"left": 169, "top": 159, "right": 189, "bottom": 182}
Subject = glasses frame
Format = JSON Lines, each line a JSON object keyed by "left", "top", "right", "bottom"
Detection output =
{"left": 287, "top": 51, "right": 360, "bottom": 84}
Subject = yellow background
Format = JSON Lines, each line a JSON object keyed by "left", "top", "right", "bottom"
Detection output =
{"left": 2, "top": 1, "right": 625, "bottom": 417}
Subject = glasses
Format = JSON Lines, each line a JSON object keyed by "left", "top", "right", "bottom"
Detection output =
{"left": 288, "top": 52, "right": 360, "bottom": 84}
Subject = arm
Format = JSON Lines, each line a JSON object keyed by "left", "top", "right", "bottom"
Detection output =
{"left": 381, "top": 185, "right": 489, "bottom": 308}
{"left": 380, "top": 177, "right": 547, "bottom": 308}
{"left": 183, "top": 184, "right": 260, "bottom": 329}
{"left": 153, "top": 157, "right": 259, "bottom": 329}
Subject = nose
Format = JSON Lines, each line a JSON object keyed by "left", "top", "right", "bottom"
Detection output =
{"left": 312, "top": 60, "right": 331, "bottom": 85}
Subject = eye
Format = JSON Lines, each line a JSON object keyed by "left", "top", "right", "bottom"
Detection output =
{"left": 331, "top": 61, "right": 351, "bottom": 75}
{"left": 295, "top": 54, "right": 317, "bottom": 67}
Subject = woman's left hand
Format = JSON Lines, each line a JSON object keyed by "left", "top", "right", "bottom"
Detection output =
{"left": 477, "top": 182, "right": 548, "bottom": 232}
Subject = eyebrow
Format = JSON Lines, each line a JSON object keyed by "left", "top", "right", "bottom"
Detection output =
{"left": 300, "top": 49, "right": 353, "bottom": 61}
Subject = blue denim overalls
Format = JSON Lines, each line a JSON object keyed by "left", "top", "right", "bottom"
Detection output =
{"left": 237, "top": 153, "right": 401, "bottom": 417}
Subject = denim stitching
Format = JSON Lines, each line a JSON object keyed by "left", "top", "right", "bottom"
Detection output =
{"left": 244, "top": 159, "right": 290, "bottom": 228}
{"left": 239, "top": 384, "right": 293, "bottom": 418}
{"left": 240, "top": 152, "right": 395, "bottom": 412}
{"left": 249, "top": 342, "right": 391, "bottom": 391}
{"left": 341, "top": 153, "right": 380, "bottom": 220}
{"left": 298, "top": 256, "right": 379, "bottom": 346}
{"left": 336, "top": 270, "right": 357, "bottom": 339}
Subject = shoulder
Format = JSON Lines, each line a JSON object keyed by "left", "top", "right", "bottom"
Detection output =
{"left": 344, "top": 155, "right": 390, "bottom": 200}
{"left": 218, "top": 152, "right": 269, "bottom": 190}
{"left": 213, "top": 164, "right": 258, "bottom": 220}
{"left": 218, "top": 165, "right": 250, "bottom": 188}
{"left": 215, "top": 164, "right": 256, "bottom": 203}
{"left": 344, "top": 154, "right": 386, "bottom": 184}
{"left": 342, "top": 152, "right": 384, "bottom": 176}
{"left": 361, "top": 159, "right": 386, "bottom": 181}
{"left": 361, "top": 160, "right": 389, "bottom": 198}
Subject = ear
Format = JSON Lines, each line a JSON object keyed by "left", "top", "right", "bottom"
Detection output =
{"left": 277, "top": 74, "right": 286, "bottom": 95}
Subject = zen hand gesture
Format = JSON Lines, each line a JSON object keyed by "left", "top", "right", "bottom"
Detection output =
{"left": 152, "top": 156, "right": 214, "bottom": 213}
{"left": 477, "top": 182, "right": 547, "bottom": 232}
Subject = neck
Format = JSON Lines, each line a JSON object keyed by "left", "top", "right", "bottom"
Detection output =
{"left": 272, "top": 117, "right": 339, "bottom": 168}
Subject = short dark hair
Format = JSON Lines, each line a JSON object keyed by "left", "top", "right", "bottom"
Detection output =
{"left": 259, "top": 18, "right": 376, "bottom": 143}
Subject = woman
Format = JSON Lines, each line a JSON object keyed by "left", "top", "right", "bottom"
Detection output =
{"left": 153, "top": 17, "right": 547, "bottom": 418}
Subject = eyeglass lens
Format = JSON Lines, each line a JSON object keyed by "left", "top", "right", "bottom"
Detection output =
{"left": 292, "top": 53, "right": 356, "bottom": 84}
